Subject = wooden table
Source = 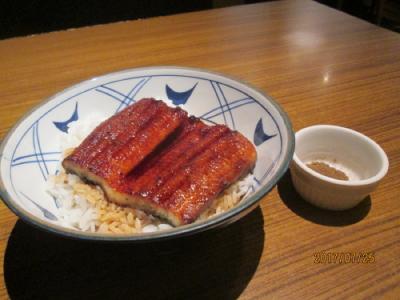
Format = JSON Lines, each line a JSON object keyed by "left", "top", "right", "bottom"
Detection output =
{"left": 0, "top": 0, "right": 399, "bottom": 299}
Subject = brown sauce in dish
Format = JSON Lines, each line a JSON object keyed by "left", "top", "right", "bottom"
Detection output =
{"left": 307, "top": 162, "right": 349, "bottom": 181}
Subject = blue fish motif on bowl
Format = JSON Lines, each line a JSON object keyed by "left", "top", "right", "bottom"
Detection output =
{"left": 0, "top": 66, "right": 294, "bottom": 241}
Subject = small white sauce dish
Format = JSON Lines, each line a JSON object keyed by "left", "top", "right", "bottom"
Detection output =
{"left": 290, "top": 125, "right": 389, "bottom": 210}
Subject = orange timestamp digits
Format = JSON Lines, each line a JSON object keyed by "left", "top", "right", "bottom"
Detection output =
{"left": 314, "top": 251, "right": 375, "bottom": 264}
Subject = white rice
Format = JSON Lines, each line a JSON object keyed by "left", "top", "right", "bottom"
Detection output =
{"left": 47, "top": 115, "right": 254, "bottom": 234}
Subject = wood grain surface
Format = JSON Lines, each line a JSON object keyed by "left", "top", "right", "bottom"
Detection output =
{"left": 0, "top": 0, "right": 399, "bottom": 299}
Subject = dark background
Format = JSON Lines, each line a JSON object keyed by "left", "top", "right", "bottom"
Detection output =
{"left": 317, "top": 0, "right": 400, "bottom": 32}
{"left": 1, "top": 0, "right": 399, "bottom": 40}
{"left": 0, "top": 0, "right": 214, "bottom": 39}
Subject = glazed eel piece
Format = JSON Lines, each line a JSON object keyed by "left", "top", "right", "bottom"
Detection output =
{"left": 63, "top": 98, "right": 257, "bottom": 226}
{"left": 63, "top": 98, "right": 187, "bottom": 182}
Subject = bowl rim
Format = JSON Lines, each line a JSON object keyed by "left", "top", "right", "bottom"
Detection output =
{"left": 0, "top": 66, "right": 295, "bottom": 241}
{"left": 292, "top": 124, "right": 389, "bottom": 187}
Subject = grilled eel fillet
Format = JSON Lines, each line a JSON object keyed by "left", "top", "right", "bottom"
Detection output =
{"left": 63, "top": 98, "right": 257, "bottom": 226}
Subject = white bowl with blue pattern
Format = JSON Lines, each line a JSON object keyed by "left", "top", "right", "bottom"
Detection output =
{"left": 0, "top": 67, "right": 294, "bottom": 241}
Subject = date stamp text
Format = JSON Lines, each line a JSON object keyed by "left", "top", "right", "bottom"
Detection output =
{"left": 314, "top": 251, "right": 375, "bottom": 264}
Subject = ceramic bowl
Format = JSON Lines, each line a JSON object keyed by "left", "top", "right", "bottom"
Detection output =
{"left": 0, "top": 66, "right": 294, "bottom": 241}
{"left": 290, "top": 125, "right": 388, "bottom": 210}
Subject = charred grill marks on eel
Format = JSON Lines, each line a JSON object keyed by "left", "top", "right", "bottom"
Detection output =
{"left": 63, "top": 98, "right": 257, "bottom": 226}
